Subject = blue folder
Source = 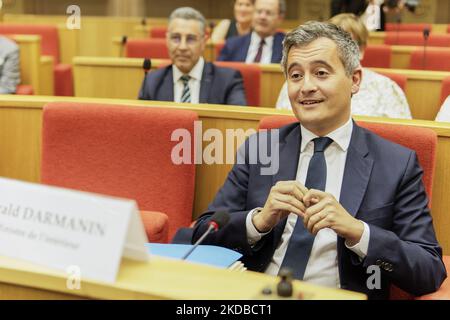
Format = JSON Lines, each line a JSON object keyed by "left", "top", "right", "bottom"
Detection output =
{"left": 146, "top": 243, "right": 242, "bottom": 269}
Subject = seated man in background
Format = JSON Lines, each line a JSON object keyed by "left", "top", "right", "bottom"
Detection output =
{"left": 217, "top": 0, "right": 286, "bottom": 63}
{"left": 193, "top": 21, "right": 445, "bottom": 300}
{"left": 139, "top": 7, "right": 247, "bottom": 106}
{"left": 436, "top": 96, "right": 450, "bottom": 122}
{"left": 276, "top": 13, "right": 412, "bottom": 119}
{"left": 0, "top": 36, "right": 20, "bottom": 94}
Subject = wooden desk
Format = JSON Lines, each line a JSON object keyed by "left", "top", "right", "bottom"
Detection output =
{"left": 0, "top": 255, "right": 365, "bottom": 300}
{"left": 0, "top": 96, "right": 449, "bottom": 254}
{"left": 10, "top": 35, "right": 54, "bottom": 95}
{"left": 73, "top": 56, "right": 450, "bottom": 120}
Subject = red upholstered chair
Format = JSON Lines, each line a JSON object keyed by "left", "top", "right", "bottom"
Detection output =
{"left": 447, "top": 25, "right": 450, "bottom": 33}
{"left": 440, "top": 76, "right": 450, "bottom": 105}
{"left": 408, "top": 48, "right": 450, "bottom": 72}
{"left": 258, "top": 115, "right": 449, "bottom": 300}
{"left": 15, "top": 85, "right": 34, "bottom": 95}
{"left": 376, "top": 71, "right": 407, "bottom": 92}
{"left": 41, "top": 102, "right": 197, "bottom": 243}
{"left": 214, "top": 61, "right": 261, "bottom": 106}
{"left": 149, "top": 26, "right": 168, "bottom": 38}
{"left": 361, "top": 45, "right": 391, "bottom": 68}
{"left": 0, "top": 24, "right": 73, "bottom": 96}
{"left": 125, "top": 38, "right": 170, "bottom": 59}
{"left": 385, "top": 32, "right": 450, "bottom": 47}
{"left": 385, "top": 23, "right": 432, "bottom": 32}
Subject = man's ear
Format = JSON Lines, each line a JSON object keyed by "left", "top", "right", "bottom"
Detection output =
{"left": 351, "top": 67, "right": 363, "bottom": 95}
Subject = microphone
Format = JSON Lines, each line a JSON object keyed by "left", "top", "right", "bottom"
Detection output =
{"left": 141, "top": 18, "right": 147, "bottom": 26}
{"left": 395, "top": 15, "right": 402, "bottom": 45}
{"left": 181, "top": 211, "right": 230, "bottom": 260}
{"left": 120, "top": 35, "right": 128, "bottom": 57}
{"left": 140, "top": 58, "right": 152, "bottom": 99}
{"left": 422, "top": 27, "right": 430, "bottom": 69}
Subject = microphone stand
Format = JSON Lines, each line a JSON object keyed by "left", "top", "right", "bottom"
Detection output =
{"left": 181, "top": 224, "right": 215, "bottom": 260}
{"left": 423, "top": 28, "right": 429, "bottom": 70}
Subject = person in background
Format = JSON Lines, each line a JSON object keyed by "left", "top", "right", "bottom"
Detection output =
{"left": 276, "top": 13, "right": 412, "bottom": 119}
{"left": 139, "top": 7, "right": 247, "bottom": 106}
{"left": 193, "top": 21, "right": 446, "bottom": 300}
{"left": 0, "top": 36, "right": 20, "bottom": 94}
{"left": 211, "top": 0, "right": 255, "bottom": 43}
{"left": 217, "top": 0, "right": 286, "bottom": 63}
{"left": 435, "top": 96, "right": 450, "bottom": 122}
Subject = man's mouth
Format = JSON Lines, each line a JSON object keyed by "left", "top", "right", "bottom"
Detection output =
{"left": 300, "top": 99, "right": 324, "bottom": 106}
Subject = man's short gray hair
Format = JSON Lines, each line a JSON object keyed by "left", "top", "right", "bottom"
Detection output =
{"left": 281, "top": 21, "right": 361, "bottom": 77}
{"left": 169, "top": 7, "right": 206, "bottom": 35}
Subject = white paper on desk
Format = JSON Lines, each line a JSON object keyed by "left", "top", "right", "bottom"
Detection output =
{"left": 0, "top": 177, "right": 149, "bottom": 284}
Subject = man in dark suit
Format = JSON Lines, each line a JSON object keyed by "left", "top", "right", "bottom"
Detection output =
{"left": 218, "top": 0, "right": 286, "bottom": 63}
{"left": 193, "top": 21, "right": 446, "bottom": 299}
{"left": 139, "top": 7, "right": 247, "bottom": 106}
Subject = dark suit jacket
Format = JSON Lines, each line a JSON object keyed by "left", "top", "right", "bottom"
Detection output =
{"left": 193, "top": 122, "right": 446, "bottom": 299}
{"left": 217, "top": 31, "right": 285, "bottom": 63}
{"left": 138, "top": 62, "right": 247, "bottom": 106}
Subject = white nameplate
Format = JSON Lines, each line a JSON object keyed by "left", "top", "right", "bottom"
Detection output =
{"left": 0, "top": 177, "right": 149, "bottom": 283}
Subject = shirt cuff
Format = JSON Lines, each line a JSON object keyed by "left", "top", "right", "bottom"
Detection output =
{"left": 246, "top": 208, "right": 271, "bottom": 246}
{"left": 345, "top": 221, "right": 370, "bottom": 259}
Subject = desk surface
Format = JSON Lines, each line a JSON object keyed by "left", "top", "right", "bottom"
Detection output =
{"left": 0, "top": 255, "right": 366, "bottom": 300}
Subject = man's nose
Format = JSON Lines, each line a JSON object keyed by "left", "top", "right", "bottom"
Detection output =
{"left": 301, "top": 75, "right": 318, "bottom": 94}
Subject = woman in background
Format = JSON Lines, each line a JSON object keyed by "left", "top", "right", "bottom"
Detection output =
{"left": 211, "top": 0, "right": 255, "bottom": 43}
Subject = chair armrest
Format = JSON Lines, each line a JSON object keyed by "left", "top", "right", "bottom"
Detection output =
{"left": 139, "top": 210, "right": 169, "bottom": 244}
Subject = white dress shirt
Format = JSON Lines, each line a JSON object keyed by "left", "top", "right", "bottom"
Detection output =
{"left": 172, "top": 57, "right": 205, "bottom": 104}
{"left": 245, "top": 32, "right": 274, "bottom": 64}
{"left": 436, "top": 96, "right": 450, "bottom": 122}
{"left": 246, "top": 118, "right": 370, "bottom": 288}
{"left": 276, "top": 69, "right": 412, "bottom": 120}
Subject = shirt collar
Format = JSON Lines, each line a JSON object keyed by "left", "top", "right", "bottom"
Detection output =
{"left": 300, "top": 117, "right": 353, "bottom": 152}
{"left": 251, "top": 31, "right": 274, "bottom": 48}
{"left": 172, "top": 57, "right": 205, "bottom": 83}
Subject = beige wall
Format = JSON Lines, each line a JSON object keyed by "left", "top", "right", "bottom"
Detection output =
{"left": 2, "top": 0, "right": 447, "bottom": 23}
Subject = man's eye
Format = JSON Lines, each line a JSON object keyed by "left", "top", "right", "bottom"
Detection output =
{"left": 316, "top": 70, "right": 328, "bottom": 77}
{"left": 290, "top": 73, "right": 302, "bottom": 80}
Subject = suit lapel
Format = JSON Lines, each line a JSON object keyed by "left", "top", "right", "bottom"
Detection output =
{"left": 199, "top": 63, "right": 213, "bottom": 103}
{"left": 271, "top": 124, "right": 302, "bottom": 245}
{"left": 159, "top": 66, "right": 175, "bottom": 101}
{"left": 339, "top": 122, "right": 373, "bottom": 218}
{"left": 271, "top": 33, "right": 283, "bottom": 63}
{"left": 241, "top": 33, "right": 252, "bottom": 61}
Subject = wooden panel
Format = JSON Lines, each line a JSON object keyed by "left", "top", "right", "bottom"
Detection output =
{"left": 39, "top": 56, "right": 55, "bottom": 96}
{"left": 0, "top": 255, "right": 365, "bottom": 300}
{"left": 0, "top": 95, "right": 449, "bottom": 254}
{"left": 10, "top": 35, "right": 42, "bottom": 94}
{"left": 73, "top": 56, "right": 450, "bottom": 119}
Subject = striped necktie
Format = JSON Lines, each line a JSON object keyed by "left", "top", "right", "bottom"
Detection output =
{"left": 180, "top": 75, "right": 191, "bottom": 103}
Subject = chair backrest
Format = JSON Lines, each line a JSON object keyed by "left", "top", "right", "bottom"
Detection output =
{"left": 149, "top": 26, "right": 168, "bottom": 38}
{"left": 41, "top": 102, "right": 197, "bottom": 240}
{"left": 385, "top": 32, "right": 450, "bottom": 47}
{"left": 16, "top": 85, "right": 34, "bottom": 95}
{"left": 361, "top": 45, "right": 391, "bottom": 69}
{"left": 441, "top": 76, "right": 450, "bottom": 105}
{"left": 0, "top": 24, "right": 60, "bottom": 63}
{"left": 125, "top": 38, "right": 170, "bottom": 59}
{"left": 376, "top": 71, "right": 407, "bottom": 92}
{"left": 386, "top": 23, "right": 432, "bottom": 32}
{"left": 409, "top": 48, "right": 450, "bottom": 72}
{"left": 214, "top": 61, "right": 261, "bottom": 106}
{"left": 258, "top": 116, "right": 437, "bottom": 204}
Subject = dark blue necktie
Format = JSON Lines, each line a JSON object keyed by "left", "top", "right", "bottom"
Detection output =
{"left": 279, "top": 137, "right": 333, "bottom": 280}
